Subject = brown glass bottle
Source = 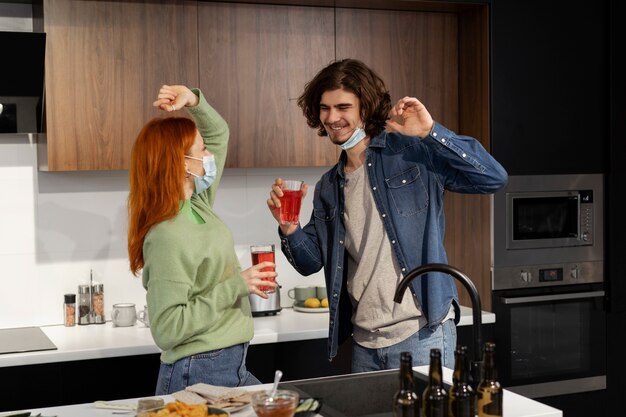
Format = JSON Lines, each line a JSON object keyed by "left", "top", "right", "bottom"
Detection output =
{"left": 449, "top": 345, "right": 476, "bottom": 417}
{"left": 422, "top": 348, "right": 448, "bottom": 417}
{"left": 477, "top": 342, "right": 503, "bottom": 417}
{"left": 393, "top": 351, "right": 420, "bottom": 417}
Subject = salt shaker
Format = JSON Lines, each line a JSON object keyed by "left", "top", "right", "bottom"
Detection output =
{"left": 77, "top": 284, "right": 91, "bottom": 325}
{"left": 64, "top": 293, "right": 76, "bottom": 327}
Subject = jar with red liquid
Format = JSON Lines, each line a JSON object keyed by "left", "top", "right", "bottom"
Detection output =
{"left": 250, "top": 244, "right": 275, "bottom": 292}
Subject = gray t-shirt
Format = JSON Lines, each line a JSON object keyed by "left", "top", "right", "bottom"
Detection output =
{"left": 343, "top": 165, "right": 425, "bottom": 348}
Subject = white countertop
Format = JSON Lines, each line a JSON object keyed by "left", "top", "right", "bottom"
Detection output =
{"left": 7, "top": 364, "right": 561, "bottom": 417}
{"left": 0, "top": 306, "right": 494, "bottom": 368}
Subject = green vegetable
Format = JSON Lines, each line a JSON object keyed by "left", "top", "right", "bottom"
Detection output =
{"left": 296, "top": 398, "right": 320, "bottom": 412}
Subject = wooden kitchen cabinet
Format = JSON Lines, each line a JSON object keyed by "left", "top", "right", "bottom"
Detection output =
{"left": 39, "top": 0, "right": 199, "bottom": 171}
{"left": 197, "top": 2, "right": 339, "bottom": 167}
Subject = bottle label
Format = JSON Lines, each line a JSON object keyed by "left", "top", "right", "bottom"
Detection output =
{"left": 478, "top": 390, "right": 503, "bottom": 417}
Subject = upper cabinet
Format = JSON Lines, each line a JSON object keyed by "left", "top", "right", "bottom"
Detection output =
{"left": 197, "top": 2, "right": 339, "bottom": 168}
{"left": 40, "top": 0, "right": 199, "bottom": 171}
{"left": 39, "top": 0, "right": 488, "bottom": 172}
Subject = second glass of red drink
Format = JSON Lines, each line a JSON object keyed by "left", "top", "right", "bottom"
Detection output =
{"left": 250, "top": 244, "right": 275, "bottom": 292}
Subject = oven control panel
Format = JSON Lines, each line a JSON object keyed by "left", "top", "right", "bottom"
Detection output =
{"left": 492, "top": 260, "right": 604, "bottom": 290}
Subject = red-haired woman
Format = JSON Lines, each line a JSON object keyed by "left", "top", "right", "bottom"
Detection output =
{"left": 128, "top": 84, "right": 276, "bottom": 394}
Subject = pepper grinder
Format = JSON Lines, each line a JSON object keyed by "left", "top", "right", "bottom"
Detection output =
{"left": 77, "top": 284, "right": 91, "bottom": 325}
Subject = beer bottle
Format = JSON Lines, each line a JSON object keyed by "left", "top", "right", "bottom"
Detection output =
{"left": 393, "top": 351, "right": 420, "bottom": 417}
{"left": 422, "top": 348, "right": 448, "bottom": 417}
{"left": 449, "top": 345, "right": 476, "bottom": 417}
{"left": 477, "top": 342, "right": 503, "bottom": 417}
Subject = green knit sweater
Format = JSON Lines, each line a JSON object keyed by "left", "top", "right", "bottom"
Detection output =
{"left": 141, "top": 90, "right": 252, "bottom": 364}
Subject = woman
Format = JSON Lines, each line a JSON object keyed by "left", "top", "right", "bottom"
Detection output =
{"left": 128, "top": 84, "right": 276, "bottom": 394}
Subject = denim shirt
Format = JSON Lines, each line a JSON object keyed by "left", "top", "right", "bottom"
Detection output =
{"left": 279, "top": 122, "right": 508, "bottom": 361}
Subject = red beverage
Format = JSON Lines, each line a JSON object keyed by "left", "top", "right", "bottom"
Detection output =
{"left": 279, "top": 189, "right": 303, "bottom": 223}
{"left": 251, "top": 245, "right": 275, "bottom": 292}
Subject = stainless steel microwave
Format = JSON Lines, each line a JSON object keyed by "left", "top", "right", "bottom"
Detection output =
{"left": 492, "top": 174, "right": 604, "bottom": 289}
{"left": 506, "top": 188, "right": 594, "bottom": 250}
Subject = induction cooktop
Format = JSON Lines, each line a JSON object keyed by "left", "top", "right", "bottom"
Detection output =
{"left": 0, "top": 326, "right": 57, "bottom": 355}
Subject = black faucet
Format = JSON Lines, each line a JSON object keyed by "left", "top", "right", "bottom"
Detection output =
{"left": 393, "top": 263, "right": 483, "bottom": 389}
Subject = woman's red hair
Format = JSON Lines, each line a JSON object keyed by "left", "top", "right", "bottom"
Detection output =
{"left": 127, "top": 116, "right": 197, "bottom": 276}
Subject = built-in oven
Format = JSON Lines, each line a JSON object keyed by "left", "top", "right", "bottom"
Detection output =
{"left": 491, "top": 174, "right": 606, "bottom": 399}
{"left": 492, "top": 282, "right": 606, "bottom": 398}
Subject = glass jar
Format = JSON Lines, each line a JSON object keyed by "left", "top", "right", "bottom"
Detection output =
{"left": 77, "top": 284, "right": 91, "bottom": 325}
{"left": 91, "top": 283, "right": 105, "bottom": 324}
{"left": 64, "top": 293, "right": 76, "bottom": 327}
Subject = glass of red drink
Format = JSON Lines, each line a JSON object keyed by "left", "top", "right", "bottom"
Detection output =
{"left": 279, "top": 180, "right": 304, "bottom": 224}
{"left": 250, "top": 244, "right": 275, "bottom": 292}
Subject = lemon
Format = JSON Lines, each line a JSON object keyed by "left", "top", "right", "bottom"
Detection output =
{"left": 320, "top": 298, "right": 329, "bottom": 308}
{"left": 303, "top": 297, "right": 321, "bottom": 308}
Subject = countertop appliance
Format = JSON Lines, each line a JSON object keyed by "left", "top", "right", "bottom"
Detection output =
{"left": 491, "top": 174, "right": 606, "bottom": 398}
{"left": 249, "top": 286, "right": 282, "bottom": 317}
{"left": 0, "top": 327, "right": 57, "bottom": 355}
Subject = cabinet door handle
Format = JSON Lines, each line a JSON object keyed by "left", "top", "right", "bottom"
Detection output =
{"left": 501, "top": 290, "right": 605, "bottom": 304}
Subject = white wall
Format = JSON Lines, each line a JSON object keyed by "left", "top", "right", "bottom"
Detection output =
{"left": 0, "top": 135, "right": 327, "bottom": 328}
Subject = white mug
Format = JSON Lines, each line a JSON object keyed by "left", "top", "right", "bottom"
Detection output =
{"left": 111, "top": 303, "right": 137, "bottom": 327}
{"left": 138, "top": 305, "right": 150, "bottom": 327}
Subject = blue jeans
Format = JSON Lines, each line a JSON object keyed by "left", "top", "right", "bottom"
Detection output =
{"left": 155, "top": 343, "right": 261, "bottom": 395}
{"left": 351, "top": 320, "right": 456, "bottom": 372}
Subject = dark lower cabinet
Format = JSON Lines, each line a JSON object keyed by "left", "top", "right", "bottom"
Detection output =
{"left": 0, "top": 354, "right": 161, "bottom": 412}
{"left": 535, "top": 390, "right": 606, "bottom": 417}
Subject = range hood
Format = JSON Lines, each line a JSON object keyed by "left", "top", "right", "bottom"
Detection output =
{"left": 0, "top": 31, "right": 46, "bottom": 136}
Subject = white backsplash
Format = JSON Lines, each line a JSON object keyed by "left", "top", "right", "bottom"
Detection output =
{"left": 0, "top": 137, "right": 328, "bottom": 328}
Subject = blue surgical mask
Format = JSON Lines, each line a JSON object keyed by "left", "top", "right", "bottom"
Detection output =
{"left": 185, "top": 154, "right": 217, "bottom": 195}
{"left": 339, "top": 127, "right": 367, "bottom": 150}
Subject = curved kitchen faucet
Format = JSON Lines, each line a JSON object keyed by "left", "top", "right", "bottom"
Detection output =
{"left": 394, "top": 263, "right": 483, "bottom": 388}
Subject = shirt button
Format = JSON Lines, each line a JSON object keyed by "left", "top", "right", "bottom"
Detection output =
{"left": 462, "top": 153, "right": 467, "bottom": 158}
{"left": 433, "top": 132, "right": 438, "bottom": 137}
{"left": 402, "top": 268, "right": 406, "bottom": 272}
{"left": 372, "top": 187, "right": 377, "bottom": 191}
{"left": 392, "top": 240, "right": 396, "bottom": 244}
{"left": 441, "top": 138, "right": 446, "bottom": 143}
{"left": 339, "top": 240, "right": 344, "bottom": 245}
{"left": 368, "top": 163, "right": 372, "bottom": 166}
{"left": 333, "top": 293, "right": 337, "bottom": 298}
{"left": 402, "top": 179, "right": 406, "bottom": 184}
{"left": 382, "top": 213, "right": 386, "bottom": 218}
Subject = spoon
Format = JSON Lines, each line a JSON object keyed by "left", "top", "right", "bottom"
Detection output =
{"left": 269, "top": 369, "right": 283, "bottom": 400}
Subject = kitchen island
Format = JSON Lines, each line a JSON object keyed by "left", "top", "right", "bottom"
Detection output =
{"left": 5, "top": 365, "right": 561, "bottom": 417}
{"left": 0, "top": 306, "right": 495, "bottom": 412}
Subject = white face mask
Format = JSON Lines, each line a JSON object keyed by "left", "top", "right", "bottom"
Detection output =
{"left": 185, "top": 154, "right": 216, "bottom": 195}
{"left": 339, "top": 127, "right": 367, "bottom": 150}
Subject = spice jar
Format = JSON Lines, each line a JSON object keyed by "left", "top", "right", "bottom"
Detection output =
{"left": 91, "top": 283, "right": 105, "bottom": 324}
{"left": 77, "top": 284, "right": 91, "bottom": 325}
{"left": 64, "top": 293, "right": 76, "bottom": 327}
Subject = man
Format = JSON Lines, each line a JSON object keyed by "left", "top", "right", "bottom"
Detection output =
{"left": 266, "top": 59, "right": 508, "bottom": 372}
